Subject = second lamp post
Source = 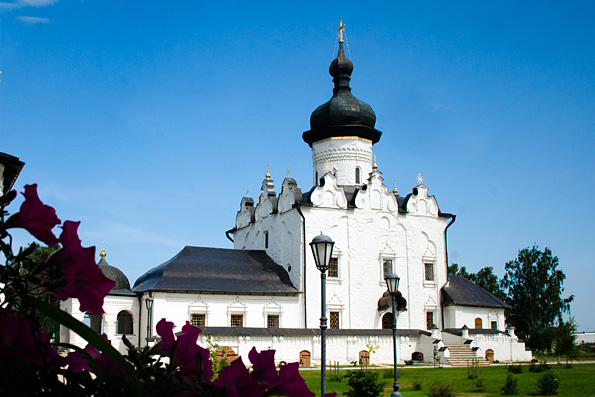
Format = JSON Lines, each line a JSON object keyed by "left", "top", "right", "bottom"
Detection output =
{"left": 385, "top": 273, "right": 403, "bottom": 397}
{"left": 310, "top": 233, "right": 335, "bottom": 397}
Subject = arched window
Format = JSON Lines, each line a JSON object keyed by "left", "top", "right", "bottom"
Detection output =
{"left": 485, "top": 349, "right": 494, "bottom": 363}
{"left": 355, "top": 167, "right": 361, "bottom": 184}
{"left": 84, "top": 312, "right": 103, "bottom": 334}
{"left": 474, "top": 317, "right": 483, "bottom": 329}
{"left": 382, "top": 312, "right": 393, "bottom": 329}
{"left": 117, "top": 311, "right": 133, "bottom": 335}
{"left": 412, "top": 352, "right": 424, "bottom": 361}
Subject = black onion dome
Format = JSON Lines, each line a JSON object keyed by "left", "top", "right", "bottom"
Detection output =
{"left": 303, "top": 42, "right": 382, "bottom": 147}
{"left": 98, "top": 257, "right": 135, "bottom": 296}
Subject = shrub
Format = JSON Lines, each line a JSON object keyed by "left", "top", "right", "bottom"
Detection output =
{"left": 508, "top": 364, "right": 523, "bottom": 374}
{"left": 537, "top": 371, "right": 560, "bottom": 395}
{"left": 412, "top": 378, "right": 423, "bottom": 391}
{"left": 529, "top": 359, "right": 551, "bottom": 373}
{"left": 501, "top": 373, "right": 518, "bottom": 395}
{"left": 475, "top": 376, "right": 486, "bottom": 392}
{"left": 404, "top": 359, "right": 414, "bottom": 365}
{"left": 344, "top": 369, "right": 385, "bottom": 397}
{"left": 428, "top": 380, "right": 456, "bottom": 397}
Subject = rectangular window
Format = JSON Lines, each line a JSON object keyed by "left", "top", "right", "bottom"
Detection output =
{"left": 264, "top": 231, "right": 269, "bottom": 249}
{"left": 230, "top": 314, "right": 243, "bottom": 328}
{"left": 424, "top": 263, "right": 434, "bottom": 281}
{"left": 267, "top": 315, "right": 279, "bottom": 329}
{"left": 191, "top": 314, "right": 205, "bottom": 327}
{"left": 426, "top": 311, "right": 434, "bottom": 330}
{"left": 383, "top": 259, "right": 393, "bottom": 276}
{"left": 330, "top": 311, "right": 340, "bottom": 329}
{"left": 328, "top": 257, "right": 339, "bottom": 278}
{"left": 491, "top": 321, "right": 498, "bottom": 330}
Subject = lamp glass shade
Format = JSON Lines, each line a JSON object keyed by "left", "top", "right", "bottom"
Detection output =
{"left": 310, "top": 234, "right": 335, "bottom": 273}
{"left": 385, "top": 273, "right": 400, "bottom": 296}
{"left": 145, "top": 296, "right": 154, "bottom": 310}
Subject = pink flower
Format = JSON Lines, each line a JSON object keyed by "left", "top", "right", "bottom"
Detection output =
{"left": 215, "top": 357, "right": 266, "bottom": 397}
{"left": 66, "top": 334, "right": 123, "bottom": 377}
{"left": 0, "top": 310, "right": 62, "bottom": 367}
{"left": 151, "top": 318, "right": 176, "bottom": 356}
{"left": 175, "top": 322, "right": 213, "bottom": 380}
{"left": 248, "top": 347, "right": 281, "bottom": 389}
{"left": 50, "top": 221, "right": 115, "bottom": 314}
{"left": 278, "top": 362, "right": 324, "bottom": 397}
{"left": 6, "top": 184, "right": 60, "bottom": 246}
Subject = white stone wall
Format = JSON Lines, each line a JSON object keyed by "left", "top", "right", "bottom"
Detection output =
{"left": 311, "top": 137, "right": 373, "bottom": 186}
{"left": 61, "top": 295, "right": 139, "bottom": 354}
{"left": 443, "top": 305, "right": 506, "bottom": 331}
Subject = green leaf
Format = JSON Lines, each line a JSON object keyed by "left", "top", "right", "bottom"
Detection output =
{"left": 30, "top": 296, "right": 141, "bottom": 396}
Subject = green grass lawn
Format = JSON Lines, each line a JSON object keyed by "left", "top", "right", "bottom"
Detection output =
{"left": 300, "top": 363, "right": 595, "bottom": 396}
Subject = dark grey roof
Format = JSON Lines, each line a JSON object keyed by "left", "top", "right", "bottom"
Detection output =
{"left": 0, "top": 152, "right": 25, "bottom": 195}
{"left": 200, "top": 327, "right": 430, "bottom": 337}
{"left": 133, "top": 246, "right": 299, "bottom": 295}
{"left": 98, "top": 257, "right": 135, "bottom": 296}
{"left": 442, "top": 275, "right": 510, "bottom": 309}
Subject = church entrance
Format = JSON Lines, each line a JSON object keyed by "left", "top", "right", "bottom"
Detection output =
{"left": 485, "top": 349, "right": 494, "bottom": 363}
{"left": 358, "top": 350, "right": 370, "bottom": 366}
{"left": 299, "top": 350, "right": 311, "bottom": 367}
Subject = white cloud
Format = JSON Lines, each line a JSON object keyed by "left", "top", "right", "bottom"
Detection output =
{"left": 19, "top": 0, "right": 57, "bottom": 6}
{"left": 17, "top": 15, "right": 51, "bottom": 24}
{"left": 0, "top": 2, "right": 21, "bottom": 9}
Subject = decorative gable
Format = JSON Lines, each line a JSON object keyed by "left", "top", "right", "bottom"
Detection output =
{"left": 309, "top": 173, "right": 347, "bottom": 209}
{"left": 406, "top": 184, "right": 439, "bottom": 216}
{"left": 278, "top": 178, "right": 302, "bottom": 213}
{"left": 236, "top": 197, "right": 255, "bottom": 229}
{"left": 255, "top": 178, "right": 278, "bottom": 221}
{"left": 354, "top": 169, "right": 398, "bottom": 212}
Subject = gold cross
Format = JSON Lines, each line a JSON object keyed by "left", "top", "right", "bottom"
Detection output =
{"left": 337, "top": 20, "right": 346, "bottom": 44}
{"left": 416, "top": 173, "right": 424, "bottom": 185}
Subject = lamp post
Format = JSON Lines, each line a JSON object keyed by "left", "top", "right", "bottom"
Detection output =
{"left": 145, "top": 294, "right": 153, "bottom": 345}
{"left": 310, "top": 233, "right": 334, "bottom": 397}
{"left": 385, "top": 273, "right": 403, "bottom": 397}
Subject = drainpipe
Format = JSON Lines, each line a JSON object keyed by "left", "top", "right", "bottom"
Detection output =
{"left": 295, "top": 202, "right": 307, "bottom": 328}
{"left": 137, "top": 293, "right": 142, "bottom": 347}
{"left": 225, "top": 229, "right": 235, "bottom": 243}
{"left": 441, "top": 214, "right": 456, "bottom": 330}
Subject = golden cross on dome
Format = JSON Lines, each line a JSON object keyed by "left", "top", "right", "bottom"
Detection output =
{"left": 246, "top": 187, "right": 250, "bottom": 197}
{"left": 265, "top": 164, "right": 271, "bottom": 180}
{"left": 100, "top": 241, "right": 106, "bottom": 258}
{"left": 373, "top": 155, "right": 378, "bottom": 170}
{"left": 393, "top": 181, "right": 398, "bottom": 194}
{"left": 337, "top": 20, "right": 346, "bottom": 44}
{"left": 416, "top": 173, "right": 424, "bottom": 185}
{"left": 287, "top": 165, "right": 291, "bottom": 177}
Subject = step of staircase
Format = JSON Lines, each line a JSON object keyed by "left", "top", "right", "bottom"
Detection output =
{"left": 444, "top": 345, "right": 489, "bottom": 367}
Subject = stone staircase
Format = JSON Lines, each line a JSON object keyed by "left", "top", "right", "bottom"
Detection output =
{"left": 444, "top": 345, "right": 489, "bottom": 367}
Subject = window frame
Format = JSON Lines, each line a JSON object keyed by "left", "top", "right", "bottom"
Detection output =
{"left": 267, "top": 314, "right": 280, "bottom": 329}
{"left": 191, "top": 313, "right": 206, "bottom": 328}
{"left": 328, "top": 257, "right": 339, "bottom": 278}
{"left": 426, "top": 311, "right": 434, "bottom": 330}
{"left": 230, "top": 314, "right": 244, "bottom": 328}
{"left": 329, "top": 311, "right": 340, "bottom": 329}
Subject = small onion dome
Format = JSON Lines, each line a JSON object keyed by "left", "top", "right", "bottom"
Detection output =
{"left": 97, "top": 250, "right": 135, "bottom": 296}
{"left": 377, "top": 290, "right": 407, "bottom": 312}
{"left": 303, "top": 41, "right": 382, "bottom": 147}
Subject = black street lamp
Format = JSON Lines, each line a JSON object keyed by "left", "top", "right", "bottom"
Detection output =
{"left": 310, "top": 233, "right": 334, "bottom": 396}
{"left": 145, "top": 294, "right": 153, "bottom": 345}
{"left": 385, "top": 273, "right": 403, "bottom": 397}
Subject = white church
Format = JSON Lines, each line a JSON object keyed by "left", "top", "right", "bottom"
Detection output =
{"left": 57, "top": 34, "right": 531, "bottom": 366}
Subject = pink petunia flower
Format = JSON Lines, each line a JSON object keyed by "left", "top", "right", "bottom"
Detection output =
{"left": 248, "top": 347, "right": 281, "bottom": 389}
{"left": 174, "top": 321, "right": 213, "bottom": 380}
{"left": 6, "top": 184, "right": 60, "bottom": 246}
{"left": 50, "top": 221, "right": 115, "bottom": 314}
{"left": 66, "top": 334, "right": 124, "bottom": 377}
{"left": 0, "top": 310, "right": 63, "bottom": 367}
{"left": 215, "top": 357, "right": 266, "bottom": 397}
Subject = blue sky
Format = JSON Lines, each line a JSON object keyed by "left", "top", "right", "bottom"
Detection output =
{"left": 2, "top": 1, "right": 593, "bottom": 331}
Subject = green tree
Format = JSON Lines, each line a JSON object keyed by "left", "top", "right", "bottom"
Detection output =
{"left": 553, "top": 316, "right": 577, "bottom": 365}
{"left": 502, "top": 245, "right": 574, "bottom": 352}
{"left": 27, "top": 242, "right": 61, "bottom": 340}
{"left": 448, "top": 264, "right": 506, "bottom": 301}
